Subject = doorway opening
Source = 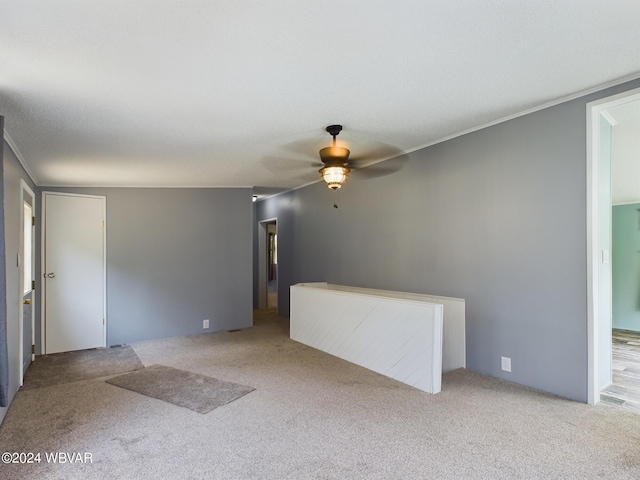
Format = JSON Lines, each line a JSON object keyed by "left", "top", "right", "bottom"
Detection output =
{"left": 257, "top": 218, "right": 278, "bottom": 312}
{"left": 587, "top": 87, "right": 640, "bottom": 405}
{"left": 18, "top": 180, "right": 35, "bottom": 385}
{"left": 600, "top": 97, "right": 640, "bottom": 410}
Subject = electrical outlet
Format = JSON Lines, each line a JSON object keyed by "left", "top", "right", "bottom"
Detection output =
{"left": 501, "top": 356, "right": 512, "bottom": 372}
{"left": 203, "top": 319, "right": 210, "bottom": 329}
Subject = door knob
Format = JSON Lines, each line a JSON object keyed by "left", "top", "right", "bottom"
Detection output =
{"left": 46, "top": 272, "right": 56, "bottom": 278}
{"left": 23, "top": 299, "right": 31, "bottom": 305}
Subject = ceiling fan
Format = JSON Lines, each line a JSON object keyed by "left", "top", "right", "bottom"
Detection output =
{"left": 261, "top": 125, "right": 408, "bottom": 191}
{"left": 313, "top": 124, "right": 409, "bottom": 190}
{"left": 318, "top": 125, "right": 352, "bottom": 190}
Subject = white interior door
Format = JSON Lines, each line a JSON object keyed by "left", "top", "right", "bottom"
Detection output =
{"left": 43, "top": 193, "right": 105, "bottom": 354}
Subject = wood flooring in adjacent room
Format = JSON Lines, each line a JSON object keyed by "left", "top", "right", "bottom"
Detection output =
{"left": 601, "top": 329, "right": 640, "bottom": 412}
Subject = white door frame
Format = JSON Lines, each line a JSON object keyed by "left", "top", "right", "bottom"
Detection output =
{"left": 586, "top": 87, "right": 640, "bottom": 405}
{"left": 257, "top": 217, "right": 277, "bottom": 311}
{"left": 40, "top": 191, "right": 107, "bottom": 354}
{"left": 18, "top": 180, "right": 35, "bottom": 385}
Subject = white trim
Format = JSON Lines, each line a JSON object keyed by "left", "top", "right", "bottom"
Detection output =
{"left": 42, "top": 191, "right": 108, "bottom": 200}
{"left": 254, "top": 180, "right": 322, "bottom": 203}
{"left": 101, "top": 197, "right": 107, "bottom": 348}
{"left": 41, "top": 191, "right": 107, "bottom": 354}
{"left": 586, "top": 87, "right": 640, "bottom": 405}
{"left": 18, "top": 180, "right": 35, "bottom": 386}
{"left": 402, "top": 75, "right": 640, "bottom": 156}
{"left": 3, "top": 130, "right": 39, "bottom": 185}
{"left": 600, "top": 111, "right": 618, "bottom": 127}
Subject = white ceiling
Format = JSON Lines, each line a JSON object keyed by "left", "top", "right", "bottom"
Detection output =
{"left": 1, "top": 1, "right": 639, "bottom": 193}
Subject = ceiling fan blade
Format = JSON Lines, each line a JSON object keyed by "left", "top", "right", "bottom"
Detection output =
{"left": 281, "top": 138, "right": 327, "bottom": 160}
{"left": 350, "top": 151, "right": 410, "bottom": 179}
{"left": 348, "top": 141, "right": 405, "bottom": 163}
{"left": 261, "top": 155, "right": 320, "bottom": 174}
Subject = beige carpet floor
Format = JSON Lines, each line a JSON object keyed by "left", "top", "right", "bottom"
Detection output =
{"left": 0, "top": 309, "right": 639, "bottom": 479}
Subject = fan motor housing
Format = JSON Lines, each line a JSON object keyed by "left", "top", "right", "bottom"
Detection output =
{"left": 319, "top": 146, "right": 350, "bottom": 165}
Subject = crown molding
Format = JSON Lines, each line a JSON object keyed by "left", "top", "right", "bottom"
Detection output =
{"left": 3, "top": 129, "right": 39, "bottom": 185}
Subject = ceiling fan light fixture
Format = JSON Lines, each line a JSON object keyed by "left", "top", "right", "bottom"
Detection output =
{"left": 320, "top": 165, "right": 350, "bottom": 190}
{"left": 318, "top": 125, "right": 351, "bottom": 189}
{"left": 319, "top": 146, "right": 350, "bottom": 163}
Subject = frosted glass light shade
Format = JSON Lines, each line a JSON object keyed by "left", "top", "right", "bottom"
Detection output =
{"left": 320, "top": 165, "right": 350, "bottom": 190}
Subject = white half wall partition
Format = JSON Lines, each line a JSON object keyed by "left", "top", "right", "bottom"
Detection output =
{"left": 290, "top": 283, "right": 466, "bottom": 394}
{"left": 322, "top": 284, "right": 466, "bottom": 373}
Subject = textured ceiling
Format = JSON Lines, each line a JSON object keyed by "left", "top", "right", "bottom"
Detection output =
{"left": 1, "top": 1, "right": 639, "bottom": 193}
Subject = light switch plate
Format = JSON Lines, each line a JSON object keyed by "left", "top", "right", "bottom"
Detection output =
{"left": 501, "top": 356, "right": 512, "bottom": 372}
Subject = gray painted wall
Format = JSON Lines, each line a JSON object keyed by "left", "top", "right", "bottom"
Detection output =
{"left": 613, "top": 203, "right": 640, "bottom": 332}
{"left": 37, "top": 187, "right": 253, "bottom": 347}
{"left": 1, "top": 140, "right": 37, "bottom": 424}
{"left": 255, "top": 79, "right": 640, "bottom": 403}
